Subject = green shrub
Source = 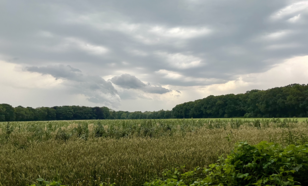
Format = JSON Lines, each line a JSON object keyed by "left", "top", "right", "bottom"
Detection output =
{"left": 29, "top": 178, "right": 115, "bottom": 186}
{"left": 145, "top": 141, "right": 308, "bottom": 186}
{"left": 94, "top": 122, "right": 106, "bottom": 138}
{"left": 28, "top": 178, "right": 64, "bottom": 186}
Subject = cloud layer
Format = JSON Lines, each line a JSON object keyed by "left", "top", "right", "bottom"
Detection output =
{"left": 24, "top": 65, "right": 121, "bottom": 107}
{"left": 0, "top": 0, "right": 307, "bottom": 110}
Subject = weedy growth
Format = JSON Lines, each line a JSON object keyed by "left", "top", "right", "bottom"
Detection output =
{"left": 0, "top": 118, "right": 307, "bottom": 185}
{"left": 145, "top": 141, "right": 308, "bottom": 186}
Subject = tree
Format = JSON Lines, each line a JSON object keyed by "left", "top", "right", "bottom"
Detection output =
{"left": 102, "top": 107, "right": 110, "bottom": 119}
{"left": 35, "top": 107, "right": 49, "bottom": 120}
{"left": 15, "top": 106, "right": 27, "bottom": 121}
{"left": 0, "top": 104, "right": 15, "bottom": 121}
{"left": 0, "top": 104, "right": 5, "bottom": 121}
{"left": 46, "top": 108, "right": 57, "bottom": 120}
{"left": 54, "top": 106, "right": 74, "bottom": 120}
{"left": 26, "top": 107, "right": 37, "bottom": 121}
{"left": 93, "top": 107, "right": 104, "bottom": 119}
{"left": 120, "top": 113, "right": 127, "bottom": 119}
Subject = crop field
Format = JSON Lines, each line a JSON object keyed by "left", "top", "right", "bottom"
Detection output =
{"left": 0, "top": 118, "right": 308, "bottom": 185}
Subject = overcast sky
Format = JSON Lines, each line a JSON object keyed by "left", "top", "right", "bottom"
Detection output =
{"left": 0, "top": 0, "right": 308, "bottom": 111}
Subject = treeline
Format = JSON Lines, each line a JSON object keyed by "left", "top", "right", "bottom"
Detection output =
{"left": 1, "top": 83, "right": 308, "bottom": 121}
{"left": 173, "top": 83, "right": 308, "bottom": 118}
{"left": 0, "top": 104, "right": 173, "bottom": 121}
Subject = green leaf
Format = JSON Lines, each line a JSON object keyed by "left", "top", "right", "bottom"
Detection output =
{"left": 37, "top": 178, "right": 44, "bottom": 182}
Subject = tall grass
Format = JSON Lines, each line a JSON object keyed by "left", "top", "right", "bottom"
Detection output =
{"left": 0, "top": 119, "right": 308, "bottom": 185}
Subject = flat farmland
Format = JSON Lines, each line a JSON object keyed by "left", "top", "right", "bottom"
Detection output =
{"left": 0, "top": 118, "right": 308, "bottom": 186}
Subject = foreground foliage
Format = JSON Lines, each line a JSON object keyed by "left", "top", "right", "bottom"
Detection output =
{"left": 145, "top": 141, "right": 308, "bottom": 186}
{"left": 27, "top": 178, "right": 115, "bottom": 186}
{"left": 0, "top": 119, "right": 308, "bottom": 185}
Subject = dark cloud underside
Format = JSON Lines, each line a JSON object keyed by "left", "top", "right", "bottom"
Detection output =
{"left": 111, "top": 74, "right": 171, "bottom": 94}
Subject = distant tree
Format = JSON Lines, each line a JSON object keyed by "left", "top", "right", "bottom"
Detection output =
{"left": 0, "top": 104, "right": 6, "bottom": 121}
{"left": 46, "top": 107, "right": 57, "bottom": 120}
{"left": 0, "top": 104, "right": 15, "bottom": 121}
{"left": 110, "top": 110, "right": 115, "bottom": 119}
{"left": 120, "top": 112, "right": 127, "bottom": 119}
{"left": 1, "top": 83, "right": 308, "bottom": 121}
{"left": 164, "top": 110, "right": 173, "bottom": 118}
{"left": 172, "top": 84, "right": 308, "bottom": 118}
{"left": 92, "top": 107, "right": 104, "bottom": 119}
{"left": 55, "top": 106, "right": 74, "bottom": 120}
{"left": 15, "top": 106, "right": 27, "bottom": 121}
{"left": 35, "top": 107, "right": 48, "bottom": 120}
{"left": 102, "top": 107, "right": 110, "bottom": 119}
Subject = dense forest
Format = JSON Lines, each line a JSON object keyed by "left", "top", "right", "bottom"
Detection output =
{"left": 173, "top": 83, "right": 308, "bottom": 118}
{"left": 1, "top": 83, "right": 308, "bottom": 121}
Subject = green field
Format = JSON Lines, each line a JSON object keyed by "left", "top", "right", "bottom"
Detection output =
{"left": 0, "top": 118, "right": 308, "bottom": 186}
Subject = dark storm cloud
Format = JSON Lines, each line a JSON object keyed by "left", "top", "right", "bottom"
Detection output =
{"left": 111, "top": 74, "right": 171, "bottom": 94}
{"left": 111, "top": 74, "right": 145, "bottom": 89}
{"left": 24, "top": 65, "right": 120, "bottom": 107}
{"left": 1, "top": 0, "right": 308, "bottom": 91}
{"left": 143, "top": 85, "right": 171, "bottom": 94}
{"left": 25, "top": 65, "right": 82, "bottom": 80}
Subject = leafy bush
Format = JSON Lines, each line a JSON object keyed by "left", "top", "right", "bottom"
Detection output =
{"left": 94, "top": 122, "right": 106, "bottom": 137}
{"left": 145, "top": 141, "right": 308, "bottom": 186}
{"left": 55, "top": 128, "right": 70, "bottom": 141}
{"left": 29, "top": 178, "right": 115, "bottom": 186}
{"left": 28, "top": 178, "right": 64, "bottom": 186}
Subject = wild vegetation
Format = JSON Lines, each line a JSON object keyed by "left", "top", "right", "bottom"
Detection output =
{"left": 1, "top": 84, "right": 308, "bottom": 122}
{"left": 1, "top": 118, "right": 308, "bottom": 185}
{"left": 145, "top": 141, "right": 308, "bottom": 186}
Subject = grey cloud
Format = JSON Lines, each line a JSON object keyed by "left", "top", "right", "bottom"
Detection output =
{"left": 117, "top": 89, "right": 151, "bottom": 100}
{"left": 118, "top": 90, "right": 139, "bottom": 100}
{"left": 25, "top": 65, "right": 82, "bottom": 80}
{"left": 0, "top": 0, "right": 306, "bottom": 89}
{"left": 111, "top": 74, "right": 171, "bottom": 94}
{"left": 143, "top": 84, "right": 171, "bottom": 94}
{"left": 24, "top": 65, "right": 120, "bottom": 107}
{"left": 1, "top": 0, "right": 308, "bottom": 110}
{"left": 111, "top": 74, "right": 145, "bottom": 89}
